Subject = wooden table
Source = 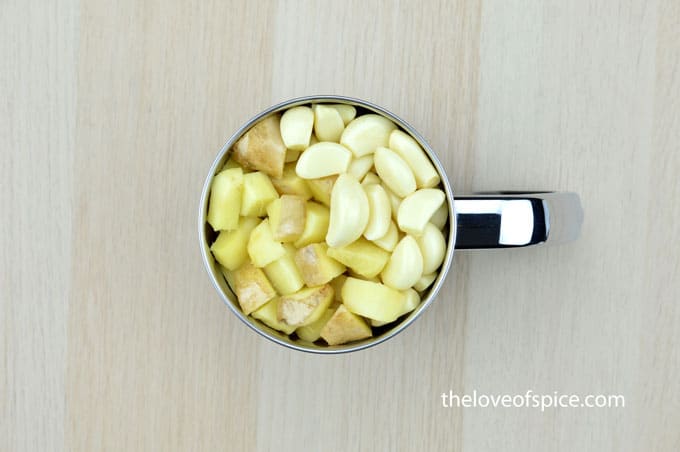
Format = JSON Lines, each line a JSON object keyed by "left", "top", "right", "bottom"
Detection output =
{"left": 2, "top": 1, "right": 679, "bottom": 450}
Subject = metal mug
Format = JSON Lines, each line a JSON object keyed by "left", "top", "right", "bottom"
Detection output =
{"left": 198, "top": 95, "right": 583, "bottom": 354}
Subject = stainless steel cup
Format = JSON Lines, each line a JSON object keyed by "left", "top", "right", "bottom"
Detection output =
{"left": 198, "top": 95, "right": 583, "bottom": 354}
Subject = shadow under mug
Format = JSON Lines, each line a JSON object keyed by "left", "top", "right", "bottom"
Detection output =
{"left": 198, "top": 95, "right": 583, "bottom": 354}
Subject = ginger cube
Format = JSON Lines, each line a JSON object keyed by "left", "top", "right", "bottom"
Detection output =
{"left": 294, "top": 243, "right": 345, "bottom": 286}
{"left": 232, "top": 114, "right": 286, "bottom": 178}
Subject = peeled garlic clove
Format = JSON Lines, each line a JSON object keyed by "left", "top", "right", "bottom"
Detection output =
{"left": 413, "top": 273, "right": 437, "bottom": 292}
{"left": 340, "top": 114, "right": 397, "bottom": 157}
{"left": 347, "top": 154, "right": 374, "bottom": 181}
{"left": 381, "top": 183, "right": 402, "bottom": 220}
{"left": 388, "top": 130, "right": 440, "bottom": 188}
{"left": 363, "top": 184, "right": 391, "bottom": 240}
{"left": 313, "top": 104, "right": 345, "bottom": 142}
{"left": 415, "top": 223, "right": 446, "bottom": 274}
{"left": 280, "top": 106, "right": 314, "bottom": 151}
{"left": 397, "top": 188, "right": 445, "bottom": 236}
{"left": 326, "top": 174, "right": 369, "bottom": 247}
{"left": 361, "top": 172, "right": 381, "bottom": 186}
{"left": 371, "top": 288, "right": 422, "bottom": 327}
{"left": 400, "top": 288, "right": 421, "bottom": 314}
{"left": 342, "top": 277, "right": 406, "bottom": 323}
{"left": 430, "top": 202, "right": 449, "bottom": 230}
{"left": 372, "top": 287, "right": 420, "bottom": 327}
{"left": 372, "top": 220, "right": 399, "bottom": 251}
{"left": 295, "top": 142, "right": 352, "bottom": 179}
{"left": 381, "top": 235, "right": 423, "bottom": 290}
{"left": 374, "top": 147, "right": 416, "bottom": 197}
{"left": 329, "top": 104, "right": 356, "bottom": 125}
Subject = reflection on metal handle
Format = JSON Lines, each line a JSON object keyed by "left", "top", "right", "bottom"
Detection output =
{"left": 454, "top": 192, "right": 583, "bottom": 249}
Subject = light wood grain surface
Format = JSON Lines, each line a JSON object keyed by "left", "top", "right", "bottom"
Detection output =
{"left": 2, "top": 1, "right": 679, "bottom": 451}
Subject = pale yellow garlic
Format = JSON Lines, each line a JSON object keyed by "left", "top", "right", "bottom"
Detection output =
{"left": 363, "top": 184, "right": 391, "bottom": 240}
{"left": 329, "top": 104, "right": 356, "bottom": 125}
{"left": 401, "top": 288, "right": 421, "bottom": 314}
{"left": 381, "top": 235, "right": 423, "bottom": 290}
{"left": 313, "top": 104, "right": 345, "bottom": 142}
{"left": 397, "top": 188, "right": 445, "bottom": 236}
{"left": 326, "top": 174, "right": 369, "bottom": 247}
{"left": 416, "top": 222, "right": 446, "bottom": 274}
{"left": 342, "top": 277, "right": 406, "bottom": 322}
{"left": 295, "top": 142, "right": 352, "bottom": 179}
{"left": 347, "top": 154, "right": 374, "bottom": 181}
{"left": 388, "top": 130, "right": 440, "bottom": 188}
{"left": 280, "top": 106, "right": 314, "bottom": 151}
{"left": 381, "top": 183, "right": 402, "bottom": 220}
{"left": 340, "top": 114, "right": 397, "bottom": 157}
{"left": 369, "top": 285, "right": 421, "bottom": 327}
{"left": 413, "top": 273, "right": 437, "bottom": 292}
{"left": 361, "top": 171, "right": 381, "bottom": 186}
{"left": 430, "top": 202, "right": 449, "bottom": 229}
{"left": 374, "top": 147, "right": 416, "bottom": 197}
{"left": 372, "top": 220, "right": 399, "bottom": 252}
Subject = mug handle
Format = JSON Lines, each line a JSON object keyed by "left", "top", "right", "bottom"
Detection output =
{"left": 454, "top": 192, "right": 583, "bottom": 249}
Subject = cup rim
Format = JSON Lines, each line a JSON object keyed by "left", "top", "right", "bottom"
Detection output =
{"left": 198, "top": 95, "right": 457, "bottom": 354}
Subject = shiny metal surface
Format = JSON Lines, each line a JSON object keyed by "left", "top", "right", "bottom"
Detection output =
{"left": 454, "top": 192, "right": 583, "bottom": 249}
{"left": 198, "top": 95, "right": 582, "bottom": 354}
